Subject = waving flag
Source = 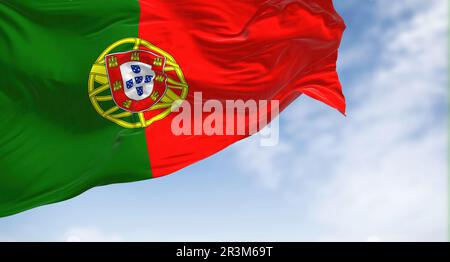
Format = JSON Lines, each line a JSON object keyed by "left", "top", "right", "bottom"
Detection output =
{"left": 0, "top": 0, "right": 345, "bottom": 216}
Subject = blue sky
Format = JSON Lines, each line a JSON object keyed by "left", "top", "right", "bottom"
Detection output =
{"left": 0, "top": 0, "right": 447, "bottom": 241}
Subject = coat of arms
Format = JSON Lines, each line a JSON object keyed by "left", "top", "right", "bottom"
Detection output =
{"left": 88, "top": 38, "right": 188, "bottom": 128}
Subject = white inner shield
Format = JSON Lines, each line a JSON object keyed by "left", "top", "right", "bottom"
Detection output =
{"left": 120, "top": 61, "right": 155, "bottom": 101}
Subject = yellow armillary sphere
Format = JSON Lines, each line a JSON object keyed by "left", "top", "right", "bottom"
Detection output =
{"left": 88, "top": 37, "right": 188, "bottom": 128}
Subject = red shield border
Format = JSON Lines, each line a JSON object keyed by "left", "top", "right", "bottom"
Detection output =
{"left": 105, "top": 50, "right": 168, "bottom": 112}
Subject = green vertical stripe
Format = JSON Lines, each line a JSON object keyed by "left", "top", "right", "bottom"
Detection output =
{"left": 0, "top": 0, "right": 150, "bottom": 217}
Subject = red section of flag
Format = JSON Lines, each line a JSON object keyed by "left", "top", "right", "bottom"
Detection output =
{"left": 139, "top": 0, "right": 346, "bottom": 177}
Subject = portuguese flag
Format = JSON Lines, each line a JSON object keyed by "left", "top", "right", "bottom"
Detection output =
{"left": 0, "top": 0, "right": 346, "bottom": 216}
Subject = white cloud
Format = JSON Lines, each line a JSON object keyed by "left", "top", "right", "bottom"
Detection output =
{"left": 238, "top": 133, "right": 292, "bottom": 189}
{"left": 235, "top": 0, "right": 448, "bottom": 241}
{"left": 64, "top": 227, "right": 121, "bottom": 242}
